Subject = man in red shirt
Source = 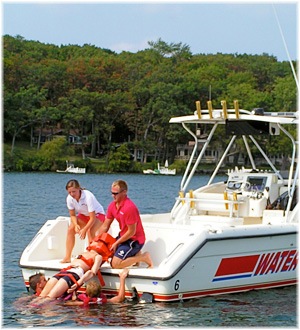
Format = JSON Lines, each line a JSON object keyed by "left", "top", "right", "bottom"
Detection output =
{"left": 100, "top": 180, "right": 153, "bottom": 269}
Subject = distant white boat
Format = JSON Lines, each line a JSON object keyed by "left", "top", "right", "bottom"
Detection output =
{"left": 143, "top": 160, "right": 176, "bottom": 175}
{"left": 56, "top": 161, "right": 86, "bottom": 174}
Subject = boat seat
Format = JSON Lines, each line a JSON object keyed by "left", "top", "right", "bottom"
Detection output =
{"left": 193, "top": 192, "right": 244, "bottom": 216}
{"left": 142, "top": 224, "right": 193, "bottom": 267}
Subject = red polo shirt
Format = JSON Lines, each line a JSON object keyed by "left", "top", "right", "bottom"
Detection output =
{"left": 106, "top": 196, "right": 145, "bottom": 244}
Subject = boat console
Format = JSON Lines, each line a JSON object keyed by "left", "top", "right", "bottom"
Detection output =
{"left": 226, "top": 168, "right": 282, "bottom": 203}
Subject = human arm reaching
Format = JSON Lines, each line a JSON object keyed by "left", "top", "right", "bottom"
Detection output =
{"left": 107, "top": 268, "right": 129, "bottom": 303}
{"left": 65, "top": 268, "right": 129, "bottom": 306}
{"left": 67, "top": 254, "right": 103, "bottom": 293}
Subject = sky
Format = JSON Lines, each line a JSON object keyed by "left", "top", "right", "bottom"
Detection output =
{"left": 1, "top": 1, "right": 298, "bottom": 62}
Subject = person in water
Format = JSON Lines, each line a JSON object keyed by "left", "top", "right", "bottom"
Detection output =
{"left": 61, "top": 179, "right": 106, "bottom": 263}
{"left": 29, "top": 273, "right": 48, "bottom": 296}
{"left": 33, "top": 232, "right": 116, "bottom": 303}
{"left": 97, "top": 180, "right": 153, "bottom": 269}
{"left": 64, "top": 268, "right": 129, "bottom": 306}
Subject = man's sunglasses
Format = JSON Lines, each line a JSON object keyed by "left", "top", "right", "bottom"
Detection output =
{"left": 111, "top": 190, "right": 124, "bottom": 195}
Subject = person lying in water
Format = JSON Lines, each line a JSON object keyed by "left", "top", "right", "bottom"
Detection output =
{"left": 32, "top": 233, "right": 116, "bottom": 303}
{"left": 35, "top": 252, "right": 103, "bottom": 302}
{"left": 64, "top": 268, "right": 129, "bottom": 306}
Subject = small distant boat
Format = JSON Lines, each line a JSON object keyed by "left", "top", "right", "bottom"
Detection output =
{"left": 56, "top": 161, "right": 86, "bottom": 174}
{"left": 143, "top": 160, "right": 176, "bottom": 175}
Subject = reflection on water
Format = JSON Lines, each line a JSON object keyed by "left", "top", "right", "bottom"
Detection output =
{"left": 10, "top": 286, "right": 297, "bottom": 327}
{"left": 13, "top": 296, "right": 142, "bottom": 328}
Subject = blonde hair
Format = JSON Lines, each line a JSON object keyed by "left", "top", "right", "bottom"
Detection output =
{"left": 86, "top": 280, "right": 102, "bottom": 298}
{"left": 112, "top": 180, "right": 128, "bottom": 192}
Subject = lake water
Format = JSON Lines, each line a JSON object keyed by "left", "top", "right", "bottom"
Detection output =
{"left": 2, "top": 172, "right": 298, "bottom": 327}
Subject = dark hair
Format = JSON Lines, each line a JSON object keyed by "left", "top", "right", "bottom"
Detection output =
{"left": 29, "top": 273, "right": 44, "bottom": 292}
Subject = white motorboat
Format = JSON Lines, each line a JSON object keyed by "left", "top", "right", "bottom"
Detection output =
{"left": 143, "top": 161, "right": 176, "bottom": 175}
{"left": 56, "top": 162, "right": 86, "bottom": 174}
{"left": 20, "top": 101, "right": 298, "bottom": 302}
{"left": 142, "top": 169, "right": 157, "bottom": 175}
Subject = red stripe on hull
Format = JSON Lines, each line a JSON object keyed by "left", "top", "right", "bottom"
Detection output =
{"left": 151, "top": 279, "right": 297, "bottom": 302}
{"left": 215, "top": 255, "right": 260, "bottom": 276}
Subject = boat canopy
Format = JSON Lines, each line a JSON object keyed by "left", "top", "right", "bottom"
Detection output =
{"left": 169, "top": 102, "right": 298, "bottom": 212}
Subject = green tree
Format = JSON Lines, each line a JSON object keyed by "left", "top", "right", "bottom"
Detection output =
{"left": 108, "top": 144, "right": 131, "bottom": 172}
{"left": 59, "top": 88, "right": 94, "bottom": 159}
{"left": 272, "top": 76, "right": 297, "bottom": 112}
{"left": 33, "top": 137, "right": 72, "bottom": 171}
{"left": 4, "top": 85, "right": 48, "bottom": 154}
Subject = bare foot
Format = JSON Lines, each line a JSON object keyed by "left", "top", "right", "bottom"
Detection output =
{"left": 143, "top": 252, "right": 153, "bottom": 268}
{"left": 60, "top": 258, "right": 71, "bottom": 263}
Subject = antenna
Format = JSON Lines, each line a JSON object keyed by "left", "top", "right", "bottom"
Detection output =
{"left": 272, "top": 4, "right": 299, "bottom": 91}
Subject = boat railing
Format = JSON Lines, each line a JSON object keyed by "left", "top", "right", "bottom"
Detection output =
{"left": 170, "top": 102, "right": 298, "bottom": 225}
{"left": 171, "top": 192, "right": 246, "bottom": 223}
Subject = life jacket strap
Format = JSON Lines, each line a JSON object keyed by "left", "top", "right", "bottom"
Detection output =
{"left": 56, "top": 266, "right": 80, "bottom": 288}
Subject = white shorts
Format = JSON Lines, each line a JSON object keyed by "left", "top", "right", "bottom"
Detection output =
{"left": 70, "top": 267, "right": 84, "bottom": 278}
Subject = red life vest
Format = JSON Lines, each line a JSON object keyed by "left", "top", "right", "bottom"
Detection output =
{"left": 87, "top": 233, "right": 116, "bottom": 263}
{"left": 77, "top": 293, "right": 107, "bottom": 306}
{"left": 54, "top": 267, "right": 82, "bottom": 288}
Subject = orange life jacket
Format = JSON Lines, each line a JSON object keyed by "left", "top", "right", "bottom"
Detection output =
{"left": 56, "top": 233, "right": 116, "bottom": 289}
{"left": 86, "top": 233, "right": 116, "bottom": 263}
